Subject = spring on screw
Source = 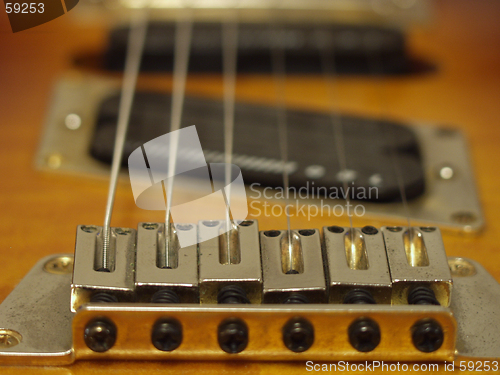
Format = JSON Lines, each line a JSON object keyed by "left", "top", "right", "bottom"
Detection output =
{"left": 90, "top": 292, "right": 118, "bottom": 303}
{"left": 343, "top": 289, "right": 376, "bottom": 304}
{"left": 283, "top": 293, "right": 310, "bottom": 304}
{"left": 151, "top": 289, "right": 180, "bottom": 304}
{"left": 408, "top": 286, "right": 440, "bottom": 305}
{"left": 217, "top": 285, "right": 250, "bottom": 304}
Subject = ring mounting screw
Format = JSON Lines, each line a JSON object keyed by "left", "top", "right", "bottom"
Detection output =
{"left": 151, "top": 318, "right": 183, "bottom": 351}
{"left": 412, "top": 319, "right": 444, "bottom": 353}
{"left": 282, "top": 317, "right": 314, "bottom": 352}
{"left": 218, "top": 318, "right": 248, "bottom": 354}
{"left": 348, "top": 318, "right": 380, "bottom": 352}
{"left": 84, "top": 318, "right": 117, "bottom": 352}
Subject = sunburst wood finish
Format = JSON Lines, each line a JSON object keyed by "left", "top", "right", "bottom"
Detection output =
{"left": 1, "top": 0, "right": 500, "bottom": 373}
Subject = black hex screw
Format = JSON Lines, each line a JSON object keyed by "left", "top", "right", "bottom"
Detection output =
{"left": 218, "top": 318, "right": 248, "bottom": 354}
{"left": 361, "top": 226, "right": 378, "bottom": 235}
{"left": 412, "top": 319, "right": 444, "bottom": 353}
{"left": 84, "top": 317, "right": 117, "bottom": 352}
{"left": 151, "top": 318, "right": 183, "bottom": 351}
{"left": 282, "top": 317, "right": 314, "bottom": 353}
{"left": 348, "top": 318, "right": 381, "bottom": 352}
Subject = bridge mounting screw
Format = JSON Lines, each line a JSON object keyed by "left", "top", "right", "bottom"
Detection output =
{"left": 151, "top": 318, "right": 183, "bottom": 351}
{"left": 84, "top": 318, "right": 117, "bottom": 352}
{"left": 282, "top": 317, "right": 314, "bottom": 353}
{"left": 348, "top": 318, "right": 381, "bottom": 352}
{"left": 411, "top": 319, "right": 444, "bottom": 353}
{"left": 217, "top": 318, "right": 248, "bottom": 354}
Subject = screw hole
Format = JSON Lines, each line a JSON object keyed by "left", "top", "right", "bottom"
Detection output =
{"left": 264, "top": 230, "right": 281, "bottom": 237}
{"left": 143, "top": 223, "right": 158, "bottom": 230}
{"left": 386, "top": 226, "right": 402, "bottom": 232}
{"left": 176, "top": 224, "right": 193, "bottom": 231}
{"left": 203, "top": 220, "right": 220, "bottom": 227}
{"left": 361, "top": 226, "right": 378, "bottom": 235}
{"left": 81, "top": 225, "right": 97, "bottom": 233}
{"left": 115, "top": 228, "right": 131, "bottom": 235}
{"left": 238, "top": 220, "right": 253, "bottom": 227}
{"left": 327, "top": 226, "right": 344, "bottom": 233}
{"left": 298, "top": 229, "right": 315, "bottom": 236}
{"left": 420, "top": 227, "right": 436, "bottom": 232}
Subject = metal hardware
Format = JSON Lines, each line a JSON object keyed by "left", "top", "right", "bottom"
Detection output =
{"left": 260, "top": 229, "right": 326, "bottom": 303}
{"left": 217, "top": 318, "right": 248, "bottom": 354}
{"left": 198, "top": 220, "right": 262, "bottom": 304}
{"left": 323, "top": 226, "right": 392, "bottom": 304}
{"left": 84, "top": 317, "right": 117, "bottom": 352}
{"left": 0, "top": 255, "right": 74, "bottom": 365}
{"left": 71, "top": 225, "right": 136, "bottom": 312}
{"left": 282, "top": 317, "right": 314, "bottom": 353}
{"left": 411, "top": 318, "right": 444, "bottom": 353}
{"left": 348, "top": 318, "right": 381, "bottom": 352}
{"left": 2, "top": 251, "right": 500, "bottom": 363}
{"left": 151, "top": 318, "right": 183, "bottom": 352}
{"left": 71, "top": 303, "right": 455, "bottom": 361}
{"left": 135, "top": 223, "right": 198, "bottom": 303}
{"left": 382, "top": 227, "right": 453, "bottom": 306}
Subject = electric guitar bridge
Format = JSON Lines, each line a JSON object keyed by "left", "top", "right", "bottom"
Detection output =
{"left": 0, "top": 221, "right": 498, "bottom": 365}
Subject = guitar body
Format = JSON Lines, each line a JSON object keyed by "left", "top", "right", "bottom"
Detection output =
{"left": 1, "top": 0, "right": 499, "bottom": 373}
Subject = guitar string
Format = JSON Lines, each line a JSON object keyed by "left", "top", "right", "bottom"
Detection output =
{"left": 222, "top": 19, "right": 239, "bottom": 264}
{"left": 161, "top": 17, "right": 193, "bottom": 269}
{"left": 101, "top": 11, "right": 148, "bottom": 271}
{"left": 270, "top": 23, "right": 293, "bottom": 267}
{"left": 365, "top": 34, "right": 412, "bottom": 235}
{"left": 319, "top": 34, "right": 355, "bottom": 245}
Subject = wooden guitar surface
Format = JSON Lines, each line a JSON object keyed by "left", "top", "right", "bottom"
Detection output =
{"left": 0, "top": 0, "right": 499, "bottom": 373}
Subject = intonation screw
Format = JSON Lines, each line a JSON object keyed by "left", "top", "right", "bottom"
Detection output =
{"left": 84, "top": 318, "right": 117, "bottom": 352}
{"left": 151, "top": 318, "right": 183, "bottom": 351}
{"left": 217, "top": 318, "right": 248, "bottom": 354}
{"left": 282, "top": 317, "right": 314, "bottom": 353}
{"left": 412, "top": 319, "right": 444, "bottom": 353}
{"left": 348, "top": 318, "right": 381, "bottom": 352}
